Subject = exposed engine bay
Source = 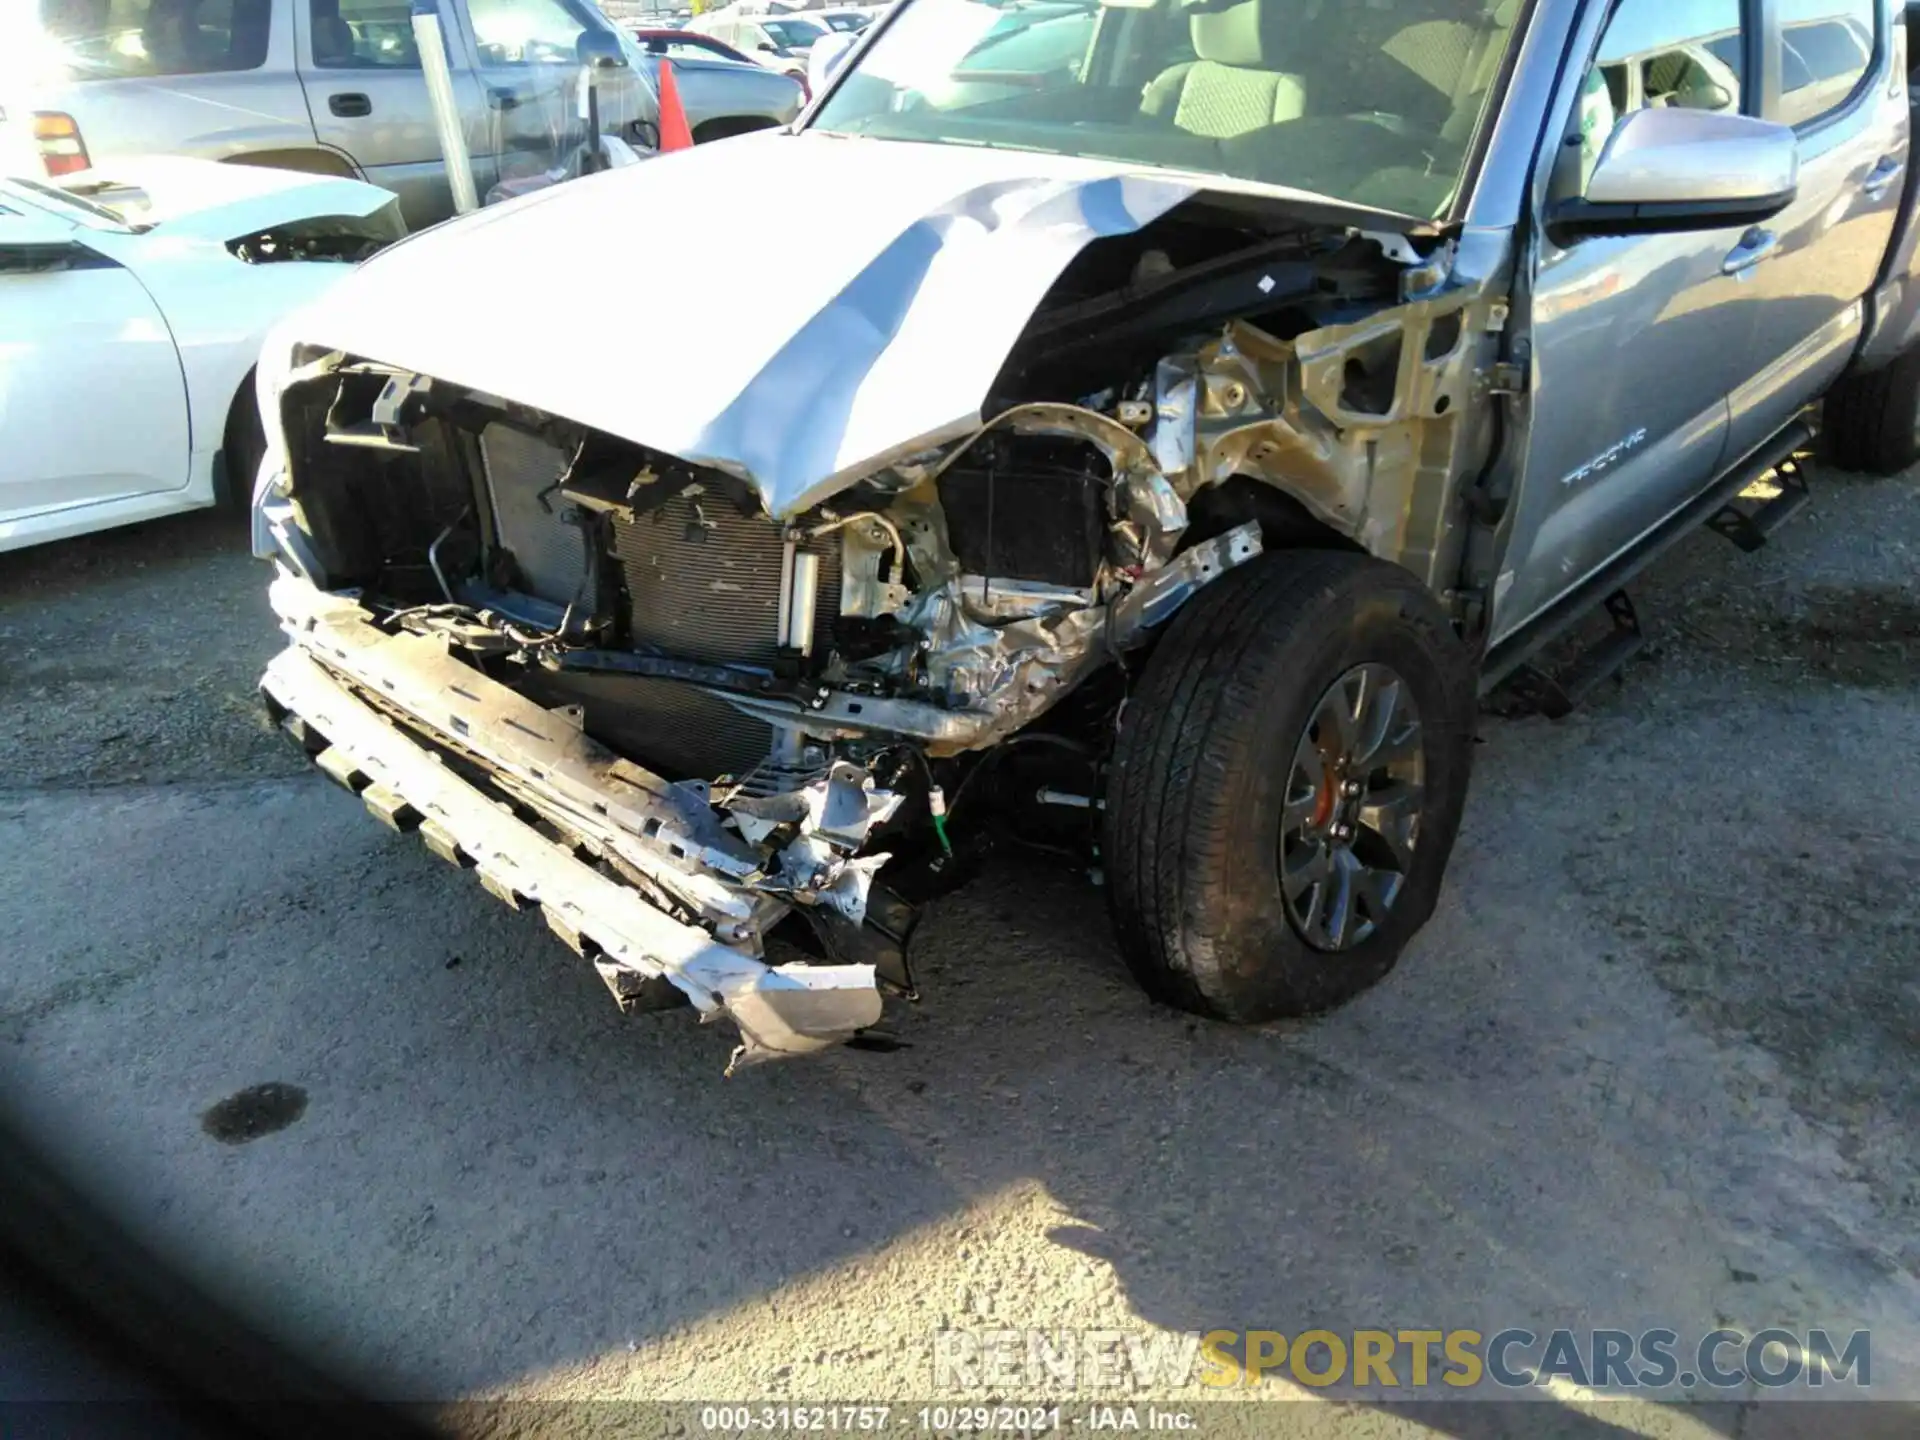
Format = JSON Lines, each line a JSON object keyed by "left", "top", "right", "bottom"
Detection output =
{"left": 256, "top": 197, "right": 1505, "bottom": 1069}
{"left": 226, "top": 216, "right": 401, "bottom": 266}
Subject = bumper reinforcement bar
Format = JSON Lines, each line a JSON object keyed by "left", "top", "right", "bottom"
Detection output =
{"left": 260, "top": 645, "right": 883, "bottom": 1071}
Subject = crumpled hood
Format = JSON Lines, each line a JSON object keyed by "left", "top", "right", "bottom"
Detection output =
{"left": 276, "top": 132, "right": 1203, "bottom": 516}
{"left": 52, "top": 155, "right": 397, "bottom": 241}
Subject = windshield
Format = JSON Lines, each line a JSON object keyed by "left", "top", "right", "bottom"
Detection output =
{"left": 810, "top": 0, "right": 1523, "bottom": 218}
{"left": 764, "top": 17, "right": 827, "bottom": 47}
{"left": 659, "top": 35, "right": 738, "bottom": 59}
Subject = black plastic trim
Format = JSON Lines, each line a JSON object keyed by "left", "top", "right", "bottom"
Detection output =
{"left": 1547, "top": 189, "right": 1797, "bottom": 238}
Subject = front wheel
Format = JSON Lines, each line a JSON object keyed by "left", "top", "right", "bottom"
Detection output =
{"left": 1103, "top": 550, "right": 1477, "bottom": 1022}
{"left": 218, "top": 378, "right": 266, "bottom": 513}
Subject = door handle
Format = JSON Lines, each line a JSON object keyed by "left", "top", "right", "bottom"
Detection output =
{"left": 1864, "top": 154, "right": 1905, "bottom": 199}
{"left": 1722, "top": 228, "right": 1777, "bottom": 276}
{"left": 327, "top": 92, "right": 371, "bottom": 117}
{"left": 487, "top": 87, "right": 521, "bottom": 111}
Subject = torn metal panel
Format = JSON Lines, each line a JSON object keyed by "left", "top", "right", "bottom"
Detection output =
{"left": 722, "top": 966, "right": 885, "bottom": 1074}
{"left": 834, "top": 514, "right": 912, "bottom": 619}
{"left": 1157, "top": 287, "right": 1506, "bottom": 592}
{"left": 1110, "top": 523, "right": 1263, "bottom": 647}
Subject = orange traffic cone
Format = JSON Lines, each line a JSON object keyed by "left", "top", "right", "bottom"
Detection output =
{"left": 657, "top": 57, "right": 694, "bottom": 153}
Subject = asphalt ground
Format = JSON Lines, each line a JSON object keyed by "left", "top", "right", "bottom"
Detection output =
{"left": 1, "top": 459, "right": 1917, "bottom": 1437}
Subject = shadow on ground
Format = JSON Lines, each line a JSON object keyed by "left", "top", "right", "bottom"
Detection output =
{"left": 1, "top": 486, "right": 1915, "bottom": 1437}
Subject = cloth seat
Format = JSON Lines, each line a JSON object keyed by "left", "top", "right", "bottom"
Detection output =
{"left": 1140, "top": 0, "right": 1307, "bottom": 140}
{"left": 311, "top": 0, "right": 358, "bottom": 65}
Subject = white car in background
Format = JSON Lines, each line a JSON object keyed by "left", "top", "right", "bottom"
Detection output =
{"left": 812, "top": 8, "right": 881, "bottom": 33}
{"left": 685, "top": 10, "right": 828, "bottom": 89}
{"left": 0, "top": 156, "right": 402, "bottom": 553}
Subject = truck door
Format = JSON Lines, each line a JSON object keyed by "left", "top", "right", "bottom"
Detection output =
{"left": 0, "top": 206, "right": 190, "bottom": 529}
{"left": 298, "top": 0, "right": 490, "bottom": 228}
{"left": 460, "top": 0, "right": 641, "bottom": 190}
{"left": 1726, "top": 0, "right": 1906, "bottom": 457}
{"left": 1493, "top": 0, "right": 1768, "bottom": 645}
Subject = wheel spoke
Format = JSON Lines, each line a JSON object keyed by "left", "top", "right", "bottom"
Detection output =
{"left": 1360, "top": 786, "right": 1420, "bottom": 873}
{"left": 1324, "top": 675, "right": 1363, "bottom": 755}
{"left": 1296, "top": 870, "right": 1325, "bottom": 937}
{"left": 1352, "top": 675, "right": 1402, "bottom": 767}
{"left": 1360, "top": 778, "right": 1420, "bottom": 814}
{"left": 1323, "top": 848, "right": 1357, "bottom": 950}
{"left": 1367, "top": 709, "right": 1423, "bottom": 772}
{"left": 1283, "top": 733, "right": 1325, "bottom": 831}
{"left": 1282, "top": 840, "right": 1331, "bottom": 900}
{"left": 1355, "top": 864, "right": 1402, "bottom": 926}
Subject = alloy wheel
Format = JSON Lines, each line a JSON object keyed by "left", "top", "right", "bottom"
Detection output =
{"left": 1278, "top": 662, "right": 1426, "bottom": 952}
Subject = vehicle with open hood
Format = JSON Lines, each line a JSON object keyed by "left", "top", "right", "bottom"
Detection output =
{"left": 251, "top": 0, "right": 1920, "bottom": 1068}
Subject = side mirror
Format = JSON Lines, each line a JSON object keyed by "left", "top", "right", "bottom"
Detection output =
{"left": 757, "top": 39, "right": 777, "bottom": 51}
{"left": 1550, "top": 106, "right": 1798, "bottom": 240}
{"left": 577, "top": 27, "right": 629, "bottom": 68}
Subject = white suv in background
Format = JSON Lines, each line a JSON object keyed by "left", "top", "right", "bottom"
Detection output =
{"left": 2, "top": 0, "right": 800, "bottom": 228}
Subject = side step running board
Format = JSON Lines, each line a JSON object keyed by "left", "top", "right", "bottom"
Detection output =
{"left": 1707, "top": 454, "right": 1811, "bottom": 552}
{"left": 1507, "top": 590, "right": 1644, "bottom": 720}
{"left": 1481, "top": 420, "right": 1813, "bottom": 702}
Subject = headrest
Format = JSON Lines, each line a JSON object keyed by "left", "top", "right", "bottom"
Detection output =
{"left": 1190, "top": 0, "right": 1270, "bottom": 67}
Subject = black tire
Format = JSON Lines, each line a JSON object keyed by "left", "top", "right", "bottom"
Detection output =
{"left": 1104, "top": 550, "right": 1476, "bottom": 1023}
{"left": 218, "top": 377, "right": 266, "bottom": 513}
{"left": 1824, "top": 344, "right": 1920, "bottom": 474}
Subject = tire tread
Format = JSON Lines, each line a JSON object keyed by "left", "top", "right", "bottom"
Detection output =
{"left": 1825, "top": 347, "right": 1920, "bottom": 476}
{"left": 1107, "top": 550, "right": 1439, "bottom": 1018}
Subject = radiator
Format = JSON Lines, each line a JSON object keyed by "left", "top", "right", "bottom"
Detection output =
{"left": 612, "top": 491, "right": 841, "bottom": 665}
{"left": 478, "top": 423, "right": 589, "bottom": 606}
{"left": 475, "top": 436, "right": 840, "bottom": 779}
{"left": 589, "top": 491, "right": 843, "bottom": 779}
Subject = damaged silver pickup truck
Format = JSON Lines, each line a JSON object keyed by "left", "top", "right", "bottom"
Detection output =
{"left": 253, "top": 0, "right": 1920, "bottom": 1067}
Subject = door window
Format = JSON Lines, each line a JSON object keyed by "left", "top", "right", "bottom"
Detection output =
{"left": 467, "top": 0, "right": 588, "bottom": 64}
{"left": 1776, "top": 0, "right": 1876, "bottom": 127}
{"left": 1574, "top": 0, "right": 1745, "bottom": 186}
{"left": 36, "top": 0, "right": 271, "bottom": 79}
{"left": 310, "top": 0, "right": 420, "bottom": 67}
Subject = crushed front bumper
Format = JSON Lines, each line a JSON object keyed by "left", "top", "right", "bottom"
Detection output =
{"left": 259, "top": 573, "right": 887, "bottom": 1072}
